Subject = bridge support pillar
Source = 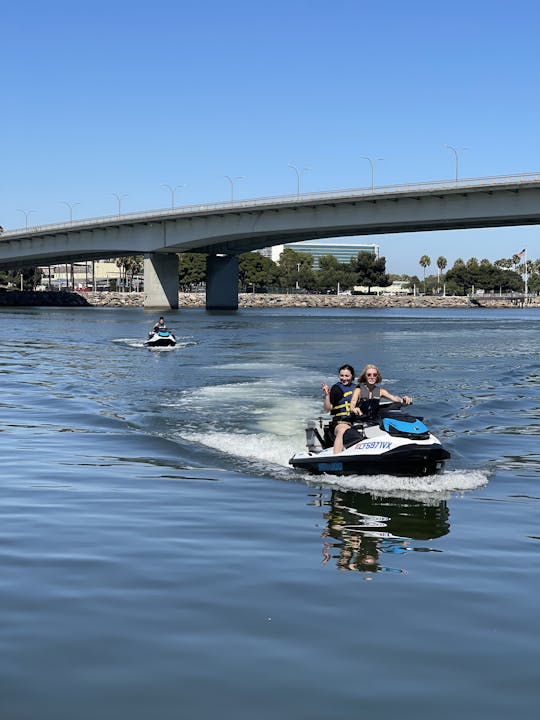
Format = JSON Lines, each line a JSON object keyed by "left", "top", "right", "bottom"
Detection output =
{"left": 206, "top": 254, "right": 238, "bottom": 310}
{"left": 144, "top": 253, "right": 179, "bottom": 309}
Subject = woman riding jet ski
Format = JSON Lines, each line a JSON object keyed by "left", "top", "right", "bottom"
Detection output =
{"left": 289, "top": 399, "right": 450, "bottom": 477}
{"left": 144, "top": 316, "right": 176, "bottom": 348}
{"left": 291, "top": 362, "right": 449, "bottom": 477}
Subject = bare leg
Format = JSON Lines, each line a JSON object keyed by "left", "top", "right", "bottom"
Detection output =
{"left": 333, "top": 422, "right": 348, "bottom": 454}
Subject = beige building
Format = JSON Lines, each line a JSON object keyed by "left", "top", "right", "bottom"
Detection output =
{"left": 38, "top": 259, "right": 142, "bottom": 291}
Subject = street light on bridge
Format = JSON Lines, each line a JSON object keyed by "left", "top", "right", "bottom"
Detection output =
{"left": 224, "top": 175, "right": 244, "bottom": 203}
{"left": 60, "top": 201, "right": 80, "bottom": 224}
{"left": 445, "top": 144, "right": 468, "bottom": 182}
{"left": 161, "top": 183, "right": 186, "bottom": 209}
{"left": 17, "top": 208, "right": 36, "bottom": 229}
{"left": 288, "top": 164, "right": 310, "bottom": 195}
{"left": 360, "top": 156, "right": 383, "bottom": 191}
{"left": 112, "top": 193, "right": 128, "bottom": 216}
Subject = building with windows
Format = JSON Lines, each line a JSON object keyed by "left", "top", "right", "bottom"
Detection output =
{"left": 38, "top": 259, "right": 143, "bottom": 291}
{"left": 260, "top": 240, "right": 379, "bottom": 268}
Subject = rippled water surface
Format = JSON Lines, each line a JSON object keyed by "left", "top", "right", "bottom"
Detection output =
{"left": 1, "top": 306, "right": 539, "bottom": 719}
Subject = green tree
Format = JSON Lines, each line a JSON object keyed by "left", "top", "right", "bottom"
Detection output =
{"left": 277, "top": 248, "right": 315, "bottom": 290}
{"left": 445, "top": 259, "right": 471, "bottom": 295}
{"left": 316, "top": 255, "right": 356, "bottom": 293}
{"left": 0, "top": 266, "right": 42, "bottom": 290}
{"left": 238, "top": 252, "right": 278, "bottom": 290}
{"left": 465, "top": 258, "right": 481, "bottom": 290}
{"left": 494, "top": 258, "right": 513, "bottom": 271}
{"left": 527, "top": 260, "right": 540, "bottom": 293}
{"left": 446, "top": 257, "right": 523, "bottom": 294}
{"left": 178, "top": 253, "right": 207, "bottom": 290}
{"left": 350, "top": 251, "right": 391, "bottom": 293}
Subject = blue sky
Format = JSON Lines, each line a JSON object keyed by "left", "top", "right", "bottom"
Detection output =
{"left": 1, "top": 0, "right": 539, "bottom": 275}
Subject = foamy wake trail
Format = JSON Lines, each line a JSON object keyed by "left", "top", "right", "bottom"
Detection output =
{"left": 315, "top": 468, "right": 489, "bottom": 499}
{"left": 185, "top": 430, "right": 300, "bottom": 468}
{"left": 177, "top": 377, "right": 488, "bottom": 498}
{"left": 183, "top": 429, "right": 489, "bottom": 498}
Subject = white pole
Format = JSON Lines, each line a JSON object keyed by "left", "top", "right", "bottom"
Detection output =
{"left": 524, "top": 248, "right": 528, "bottom": 298}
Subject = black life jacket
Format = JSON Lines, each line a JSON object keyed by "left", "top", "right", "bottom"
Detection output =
{"left": 330, "top": 382, "right": 354, "bottom": 419}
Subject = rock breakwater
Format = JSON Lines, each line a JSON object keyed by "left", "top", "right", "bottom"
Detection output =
{"left": 80, "top": 292, "right": 540, "bottom": 309}
{"left": 0, "top": 290, "right": 536, "bottom": 309}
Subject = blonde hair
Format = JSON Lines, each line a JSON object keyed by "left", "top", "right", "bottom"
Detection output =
{"left": 358, "top": 364, "right": 382, "bottom": 384}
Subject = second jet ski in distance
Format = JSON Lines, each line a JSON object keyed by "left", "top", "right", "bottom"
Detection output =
{"left": 144, "top": 316, "right": 176, "bottom": 348}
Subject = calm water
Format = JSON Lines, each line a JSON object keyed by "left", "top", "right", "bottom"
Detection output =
{"left": 1, "top": 306, "right": 539, "bottom": 719}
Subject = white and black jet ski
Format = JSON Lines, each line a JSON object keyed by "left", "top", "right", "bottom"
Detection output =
{"left": 144, "top": 328, "right": 176, "bottom": 348}
{"left": 289, "top": 401, "right": 450, "bottom": 477}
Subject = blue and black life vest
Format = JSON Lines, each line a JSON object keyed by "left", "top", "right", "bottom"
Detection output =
{"left": 331, "top": 382, "right": 354, "bottom": 419}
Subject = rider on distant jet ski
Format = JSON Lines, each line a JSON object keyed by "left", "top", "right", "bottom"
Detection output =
{"left": 152, "top": 316, "right": 168, "bottom": 333}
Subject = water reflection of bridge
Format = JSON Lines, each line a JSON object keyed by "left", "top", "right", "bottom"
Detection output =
{"left": 321, "top": 491, "right": 450, "bottom": 575}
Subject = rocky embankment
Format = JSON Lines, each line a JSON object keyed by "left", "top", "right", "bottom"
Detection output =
{"left": 83, "top": 292, "right": 539, "bottom": 309}
{"left": 0, "top": 290, "right": 537, "bottom": 309}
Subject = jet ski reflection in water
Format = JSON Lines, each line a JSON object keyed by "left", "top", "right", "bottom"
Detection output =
{"left": 321, "top": 490, "right": 450, "bottom": 574}
{"left": 144, "top": 316, "right": 176, "bottom": 348}
{"left": 289, "top": 398, "right": 450, "bottom": 477}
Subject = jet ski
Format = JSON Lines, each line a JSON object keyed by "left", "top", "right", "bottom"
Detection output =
{"left": 144, "top": 328, "right": 176, "bottom": 348}
{"left": 289, "top": 400, "right": 450, "bottom": 477}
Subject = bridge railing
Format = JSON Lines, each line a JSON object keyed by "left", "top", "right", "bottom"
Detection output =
{"left": 3, "top": 171, "right": 540, "bottom": 238}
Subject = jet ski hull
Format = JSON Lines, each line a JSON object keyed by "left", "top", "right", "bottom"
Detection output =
{"left": 290, "top": 441, "right": 450, "bottom": 476}
{"left": 289, "top": 406, "right": 451, "bottom": 477}
{"left": 144, "top": 331, "right": 176, "bottom": 348}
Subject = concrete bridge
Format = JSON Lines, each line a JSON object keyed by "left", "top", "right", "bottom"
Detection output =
{"left": 1, "top": 173, "right": 539, "bottom": 309}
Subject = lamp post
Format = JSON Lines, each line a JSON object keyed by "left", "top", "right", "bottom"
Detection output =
{"left": 17, "top": 208, "right": 36, "bottom": 229}
{"left": 112, "top": 193, "right": 128, "bottom": 216}
{"left": 161, "top": 183, "right": 186, "bottom": 209}
{"left": 60, "top": 200, "right": 80, "bottom": 224}
{"left": 224, "top": 175, "right": 244, "bottom": 203}
{"left": 360, "top": 156, "right": 383, "bottom": 191}
{"left": 296, "top": 262, "right": 301, "bottom": 290}
{"left": 445, "top": 144, "right": 468, "bottom": 182}
{"left": 288, "top": 164, "right": 310, "bottom": 195}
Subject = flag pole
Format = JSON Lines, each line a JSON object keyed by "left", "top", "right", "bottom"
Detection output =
{"left": 525, "top": 248, "right": 528, "bottom": 299}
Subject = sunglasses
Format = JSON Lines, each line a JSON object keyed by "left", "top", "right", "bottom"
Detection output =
{"left": 366, "top": 372, "right": 378, "bottom": 377}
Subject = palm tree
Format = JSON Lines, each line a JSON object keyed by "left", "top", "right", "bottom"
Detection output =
{"left": 436, "top": 256, "right": 447, "bottom": 293}
{"left": 512, "top": 253, "right": 524, "bottom": 271}
{"left": 419, "top": 255, "right": 431, "bottom": 293}
{"left": 495, "top": 258, "right": 513, "bottom": 271}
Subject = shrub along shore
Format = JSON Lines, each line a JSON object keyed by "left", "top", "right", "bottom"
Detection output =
{"left": 0, "top": 290, "right": 537, "bottom": 309}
